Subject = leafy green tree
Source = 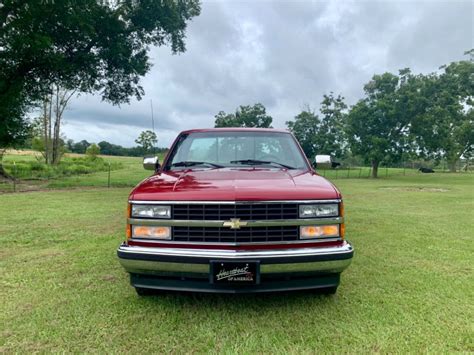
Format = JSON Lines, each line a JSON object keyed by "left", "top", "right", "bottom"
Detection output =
{"left": 71, "top": 140, "right": 91, "bottom": 154}
{"left": 346, "top": 71, "right": 420, "bottom": 178}
{"left": 0, "top": 85, "right": 29, "bottom": 178}
{"left": 30, "top": 86, "right": 76, "bottom": 165}
{"left": 319, "top": 94, "right": 347, "bottom": 157}
{"left": 98, "top": 141, "right": 126, "bottom": 156}
{"left": 214, "top": 103, "right": 273, "bottom": 128}
{"left": 0, "top": 0, "right": 200, "bottom": 169}
{"left": 286, "top": 93, "right": 347, "bottom": 160}
{"left": 411, "top": 58, "right": 474, "bottom": 171}
{"left": 86, "top": 143, "right": 101, "bottom": 160}
{"left": 135, "top": 130, "right": 158, "bottom": 154}
{"left": 286, "top": 108, "right": 320, "bottom": 158}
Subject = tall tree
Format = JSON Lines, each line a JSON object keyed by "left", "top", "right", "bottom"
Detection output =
{"left": 286, "top": 108, "right": 320, "bottom": 158}
{"left": 39, "top": 85, "right": 76, "bottom": 164}
{"left": 0, "top": 0, "right": 200, "bottom": 172}
{"left": 0, "top": 93, "right": 29, "bottom": 178}
{"left": 0, "top": 77, "right": 30, "bottom": 178}
{"left": 317, "top": 93, "right": 347, "bottom": 157}
{"left": 214, "top": 103, "right": 273, "bottom": 128}
{"left": 135, "top": 130, "right": 158, "bottom": 154}
{"left": 286, "top": 93, "right": 347, "bottom": 159}
{"left": 411, "top": 58, "right": 474, "bottom": 171}
{"left": 346, "top": 71, "right": 419, "bottom": 178}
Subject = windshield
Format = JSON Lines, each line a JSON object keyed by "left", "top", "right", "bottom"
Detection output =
{"left": 165, "top": 131, "right": 308, "bottom": 170}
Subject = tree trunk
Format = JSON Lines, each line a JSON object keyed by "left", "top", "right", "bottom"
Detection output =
{"left": 48, "top": 92, "right": 53, "bottom": 163}
{"left": 447, "top": 159, "right": 457, "bottom": 172}
{"left": 52, "top": 87, "right": 61, "bottom": 165}
{"left": 43, "top": 98, "right": 50, "bottom": 164}
{"left": 52, "top": 121, "right": 61, "bottom": 164}
{"left": 0, "top": 149, "right": 11, "bottom": 180}
{"left": 446, "top": 150, "right": 460, "bottom": 173}
{"left": 371, "top": 160, "right": 379, "bottom": 178}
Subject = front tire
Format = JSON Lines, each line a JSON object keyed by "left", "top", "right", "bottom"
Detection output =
{"left": 135, "top": 287, "right": 156, "bottom": 296}
{"left": 320, "top": 286, "right": 338, "bottom": 295}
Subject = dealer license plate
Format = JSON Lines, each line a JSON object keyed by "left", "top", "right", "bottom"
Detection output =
{"left": 210, "top": 261, "right": 260, "bottom": 285}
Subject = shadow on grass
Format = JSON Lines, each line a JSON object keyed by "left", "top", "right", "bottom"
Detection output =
{"left": 131, "top": 287, "right": 338, "bottom": 311}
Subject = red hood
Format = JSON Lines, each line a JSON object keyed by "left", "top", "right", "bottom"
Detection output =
{"left": 130, "top": 168, "right": 340, "bottom": 201}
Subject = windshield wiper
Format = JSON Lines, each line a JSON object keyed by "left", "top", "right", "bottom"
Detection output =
{"left": 230, "top": 159, "right": 295, "bottom": 170}
{"left": 170, "top": 161, "right": 224, "bottom": 169}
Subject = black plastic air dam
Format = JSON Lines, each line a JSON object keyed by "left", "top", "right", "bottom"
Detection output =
{"left": 130, "top": 272, "right": 341, "bottom": 294}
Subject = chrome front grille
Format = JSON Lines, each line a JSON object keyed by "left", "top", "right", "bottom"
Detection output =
{"left": 172, "top": 203, "right": 299, "bottom": 221}
{"left": 172, "top": 226, "right": 299, "bottom": 243}
{"left": 127, "top": 200, "right": 343, "bottom": 244}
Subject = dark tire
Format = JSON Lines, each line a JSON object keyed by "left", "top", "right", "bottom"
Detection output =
{"left": 320, "top": 286, "right": 338, "bottom": 295}
{"left": 135, "top": 287, "right": 156, "bottom": 296}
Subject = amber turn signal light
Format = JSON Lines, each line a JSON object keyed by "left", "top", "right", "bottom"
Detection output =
{"left": 132, "top": 226, "right": 171, "bottom": 239}
{"left": 300, "top": 225, "right": 339, "bottom": 239}
{"left": 126, "top": 203, "right": 132, "bottom": 239}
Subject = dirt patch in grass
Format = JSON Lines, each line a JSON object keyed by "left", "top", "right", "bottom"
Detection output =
{"left": 101, "top": 274, "right": 118, "bottom": 282}
{"left": 379, "top": 186, "right": 449, "bottom": 192}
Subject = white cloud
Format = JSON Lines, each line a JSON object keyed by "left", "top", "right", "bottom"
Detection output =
{"left": 54, "top": 0, "right": 472, "bottom": 148}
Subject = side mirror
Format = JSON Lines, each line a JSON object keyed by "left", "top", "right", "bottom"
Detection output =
{"left": 143, "top": 156, "right": 160, "bottom": 171}
{"left": 314, "top": 155, "right": 332, "bottom": 169}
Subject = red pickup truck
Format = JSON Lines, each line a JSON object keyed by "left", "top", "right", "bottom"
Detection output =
{"left": 118, "top": 128, "right": 353, "bottom": 294}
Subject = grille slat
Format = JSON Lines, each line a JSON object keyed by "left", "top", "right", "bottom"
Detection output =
{"left": 173, "top": 226, "right": 299, "bottom": 243}
{"left": 171, "top": 203, "right": 299, "bottom": 243}
{"left": 172, "top": 203, "right": 298, "bottom": 221}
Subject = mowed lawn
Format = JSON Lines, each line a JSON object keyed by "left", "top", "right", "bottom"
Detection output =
{"left": 1, "top": 173, "right": 473, "bottom": 352}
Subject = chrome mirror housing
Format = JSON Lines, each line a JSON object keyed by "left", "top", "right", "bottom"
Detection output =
{"left": 143, "top": 156, "right": 160, "bottom": 171}
{"left": 314, "top": 155, "right": 332, "bottom": 169}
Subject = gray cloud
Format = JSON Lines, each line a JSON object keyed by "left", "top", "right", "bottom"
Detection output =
{"left": 59, "top": 0, "right": 473, "bottom": 147}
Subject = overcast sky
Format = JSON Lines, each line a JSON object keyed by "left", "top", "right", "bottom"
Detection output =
{"left": 61, "top": 0, "right": 473, "bottom": 148}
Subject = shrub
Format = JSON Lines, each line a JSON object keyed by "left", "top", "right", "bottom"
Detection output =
{"left": 4, "top": 156, "right": 122, "bottom": 180}
{"left": 30, "top": 161, "right": 47, "bottom": 171}
{"left": 86, "top": 144, "right": 101, "bottom": 159}
{"left": 66, "top": 164, "right": 91, "bottom": 175}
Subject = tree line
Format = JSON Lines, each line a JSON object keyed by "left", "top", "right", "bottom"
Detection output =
{"left": 67, "top": 134, "right": 167, "bottom": 157}
{"left": 23, "top": 128, "right": 166, "bottom": 158}
{"left": 215, "top": 53, "right": 473, "bottom": 177}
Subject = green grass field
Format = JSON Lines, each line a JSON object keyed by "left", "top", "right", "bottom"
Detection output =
{"left": 0, "top": 152, "right": 156, "bottom": 192}
{"left": 1, "top": 159, "right": 473, "bottom": 352}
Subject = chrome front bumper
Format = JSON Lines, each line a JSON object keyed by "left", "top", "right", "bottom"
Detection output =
{"left": 117, "top": 242, "right": 353, "bottom": 293}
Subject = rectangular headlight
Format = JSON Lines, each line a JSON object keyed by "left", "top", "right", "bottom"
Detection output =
{"left": 131, "top": 204, "right": 171, "bottom": 218}
{"left": 299, "top": 204, "right": 338, "bottom": 218}
{"left": 300, "top": 225, "right": 339, "bottom": 239}
{"left": 132, "top": 226, "right": 171, "bottom": 239}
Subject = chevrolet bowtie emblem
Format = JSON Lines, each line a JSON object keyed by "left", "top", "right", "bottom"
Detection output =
{"left": 223, "top": 218, "right": 248, "bottom": 229}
